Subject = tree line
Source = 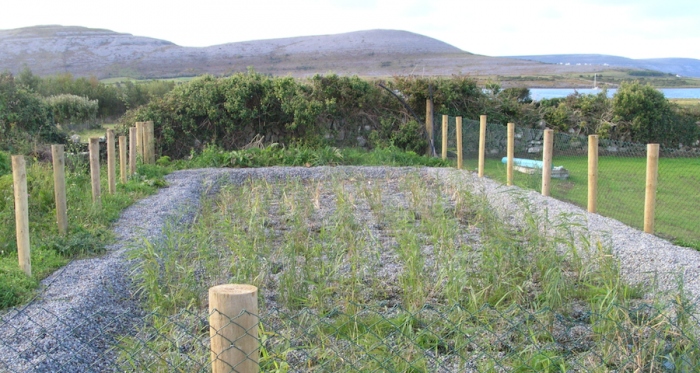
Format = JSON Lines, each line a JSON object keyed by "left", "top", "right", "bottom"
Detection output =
{"left": 2, "top": 68, "right": 699, "bottom": 157}
{"left": 1, "top": 68, "right": 175, "bottom": 153}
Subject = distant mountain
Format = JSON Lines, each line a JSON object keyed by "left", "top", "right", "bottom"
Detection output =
{"left": 1, "top": 25, "right": 616, "bottom": 80}
{"left": 507, "top": 54, "right": 700, "bottom": 78}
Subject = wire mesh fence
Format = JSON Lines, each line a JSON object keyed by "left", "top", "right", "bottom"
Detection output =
{"left": 2, "top": 300, "right": 700, "bottom": 372}
{"left": 2, "top": 125, "right": 699, "bottom": 372}
{"left": 434, "top": 115, "right": 700, "bottom": 248}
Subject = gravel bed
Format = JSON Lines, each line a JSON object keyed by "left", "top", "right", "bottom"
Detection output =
{"left": 1, "top": 166, "right": 698, "bottom": 372}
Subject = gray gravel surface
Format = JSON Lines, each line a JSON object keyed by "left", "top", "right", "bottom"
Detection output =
{"left": 428, "top": 168, "right": 700, "bottom": 300}
{"left": 1, "top": 166, "right": 698, "bottom": 372}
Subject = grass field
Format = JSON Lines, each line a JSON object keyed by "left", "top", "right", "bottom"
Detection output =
{"left": 463, "top": 156, "right": 700, "bottom": 249}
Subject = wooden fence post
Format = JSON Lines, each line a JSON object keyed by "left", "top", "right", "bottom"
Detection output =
{"left": 12, "top": 155, "right": 31, "bottom": 277}
{"left": 541, "top": 129, "right": 554, "bottom": 196}
{"left": 507, "top": 123, "right": 514, "bottom": 186}
{"left": 147, "top": 120, "right": 156, "bottom": 164}
{"left": 456, "top": 116, "right": 463, "bottom": 170}
{"left": 136, "top": 122, "right": 144, "bottom": 161}
{"left": 588, "top": 135, "right": 599, "bottom": 213}
{"left": 119, "top": 135, "right": 127, "bottom": 184}
{"left": 51, "top": 145, "right": 68, "bottom": 236}
{"left": 644, "top": 144, "right": 660, "bottom": 233}
{"left": 107, "top": 129, "right": 116, "bottom": 194}
{"left": 425, "top": 99, "right": 434, "bottom": 156}
{"left": 441, "top": 115, "right": 448, "bottom": 160}
{"left": 129, "top": 127, "right": 137, "bottom": 175}
{"left": 89, "top": 137, "right": 101, "bottom": 206}
{"left": 209, "top": 284, "right": 259, "bottom": 373}
{"left": 478, "top": 115, "right": 486, "bottom": 177}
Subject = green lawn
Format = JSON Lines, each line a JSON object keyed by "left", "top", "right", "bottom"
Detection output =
{"left": 468, "top": 156, "right": 700, "bottom": 249}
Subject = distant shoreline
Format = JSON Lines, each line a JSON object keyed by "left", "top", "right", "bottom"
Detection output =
{"left": 529, "top": 87, "right": 700, "bottom": 101}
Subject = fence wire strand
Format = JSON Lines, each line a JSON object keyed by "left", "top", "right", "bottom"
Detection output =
{"left": 2, "top": 301, "right": 699, "bottom": 372}
{"left": 435, "top": 115, "right": 700, "bottom": 247}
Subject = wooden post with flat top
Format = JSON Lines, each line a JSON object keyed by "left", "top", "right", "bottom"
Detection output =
{"left": 541, "top": 129, "right": 554, "bottom": 196}
{"left": 507, "top": 123, "right": 514, "bottom": 186}
{"left": 12, "top": 155, "right": 31, "bottom": 276}
{"left": 478, "top": 115, "right": 486, "bottom": 177}
{"left": 209, "top": 284, "right": 259, "bottom": 373}
{"left": 136, "top": 121, "right": 144, "bottom": 161}
{"left": 106, "top": 129, "right": 116, "bottom": 194}
{"left": 129, "top": 127, "right": 137, "bottom": 175}
{"left": 119, "top": 135, "right": 127, "bottom": 184}
{"left": 89, "top": 137, "right": 101, "bottom": 206}
{"left": 588, "top": 135, "right": 599, "bottom": 213}
{"left": 644, "top": 144, "right": 659, "bottom": 233}
{"left": 144, "top": 121, "right": 155, "bottom": 164}
{"left": 456, "top": 116, "right": 463, "bottom": 170}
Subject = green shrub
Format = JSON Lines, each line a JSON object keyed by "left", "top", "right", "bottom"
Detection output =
{"left": 391, "top": 120, "right": 427, "bottom": 153}
{"left": 44, "top": 94, "right": 99, "bottom": 129}
{"left": 0, "top": 152, "right": 10, "bottom": 177}
{"left": 0, "top": 72, "right": 67, "bottom": 153}
{"left": 612, "top": 81, "right": 699, "bottom": 146}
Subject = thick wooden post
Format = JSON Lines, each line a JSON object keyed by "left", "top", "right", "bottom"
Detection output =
{"left": 142, "top": 122, "right": 150, "bottom": 164}
{"left": 129, "top": 127, "right": 137, "bottom": 175}
{"left": 119, "top": 135, "right": 127, "bottom": 184}
{"left": 136, "top": 121, "right": 144, "bottom": 161}
{"left": 644, "top": 144, "right": 659, "bottom": 233}
{"left": 106, "top": 129, "right": 116, "bottom": 194}
{"left": 143, "top": 121, "right": 156, "bottom": 164}
{"left": 148, "top": 121, "right": 156, "bottom": 164}
{"left": 425, "top": 99, "right": 434, "bottom": 156}
{"left": 478, "top": 115, "right": 486, "bottom": 177}
{"left": 507, "top": 123, "right": 514, "bottom": 186}
{"left": 541, "top": 129, "right": 554, "bottom": 196}
{"left": 456, "top": 116, "right": 463, "bottom": 170}
{"left": 209, "top": 284, "right": 259, "bottom": 373}
{"left": 89, "top": 137, "right": 101, "bottom": 206}
{"left": 51, "top": 145, "right": 68, "bottom": 236}
{"left": 588, "top": 135, "right": 599, "bottom": 213}
{"left": 441, "top": 115, "right": 448, "bottom": 160}
{"left": 12, "top": 156, "right": 31, "bottom": 277}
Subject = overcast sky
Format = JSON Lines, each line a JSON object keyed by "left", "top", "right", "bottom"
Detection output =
{"left": 2, "top": 0, "right": 699, "bottom": 60}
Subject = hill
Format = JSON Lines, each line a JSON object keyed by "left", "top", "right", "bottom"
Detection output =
{"left": 0, "top": 25, "right": 614, "bottom": 80}
{"left": 507, "top": 54, "right": 700, "bottom": 78}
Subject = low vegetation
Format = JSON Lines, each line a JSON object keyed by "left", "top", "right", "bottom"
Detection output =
{"left": 0, "top": 145, "right": 444, "bottom": 309}
{"left": 474, "top": 157, "right": 700, "bottom": 250}
{"left": 0, "top": 154, "right": 167, "bottom": 308}
{"left": 1, "top": 67, "right": 698, "bottom": 312}
{"left": 118, "top": 171, "right": 699, "bottom": 371}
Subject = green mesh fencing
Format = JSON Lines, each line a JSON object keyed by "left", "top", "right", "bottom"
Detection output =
{"left": 436, "top": 115, "right": 700, "bottom": 248}
{"left": 3, "top": 301, "right": 697, "bottom": 372}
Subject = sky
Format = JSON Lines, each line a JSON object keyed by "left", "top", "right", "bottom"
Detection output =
{"left": 2, "top": 0, "right": 699, "bottom": 60}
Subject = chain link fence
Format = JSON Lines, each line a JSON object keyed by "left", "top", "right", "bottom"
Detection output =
{"left": 434, "top": 115, "right": 700, "bottom": 248}
{"left": 2, "top": 129, "right": 699, "bottom": 372}
{"left": 2, "top": 300, "right": 699, "bottom": 372}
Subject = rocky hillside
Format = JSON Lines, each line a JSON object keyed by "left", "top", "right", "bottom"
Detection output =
{"left": 508, "top": 54, "right": 700, "bottom": 78}
{"left": 1, "top": 25, "right": 609, "bottom": 79}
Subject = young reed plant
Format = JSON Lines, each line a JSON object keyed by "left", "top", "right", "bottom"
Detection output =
{"left": 121, "top": 169, "right": 700, "bottom": 372}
